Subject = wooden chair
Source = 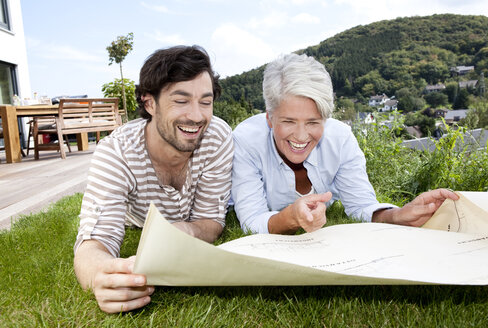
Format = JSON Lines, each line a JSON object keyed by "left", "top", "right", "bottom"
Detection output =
{"left": 34, "top": 98, "right": 121, "bottom": 159}
{"left": 32, "top": 116, "right": 72, "bottom": 159}
{"left": 26, "top": 119, "right": 40, "bottom": 156}
{"left": 96, "top": 107, "right": 126, "bottom": 141}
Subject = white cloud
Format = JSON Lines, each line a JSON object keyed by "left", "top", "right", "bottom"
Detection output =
{"left": 145, "top": 30, "right": 186, "bottom": 45}
{"left": 211, "top": 24, "right": 276, "bottom": 76}
{"left": 140, "top": 1, "right": 169, "bottom": 13}
{"left": 292, "top": 13, "right": 320, "bottom": 24}
{"left": 248, "top": 11, "right": 289, "bottom": 29}
{"left": 291, "top": 0, "right": 326, "bottom": 5}
{"left": 41, "top": 45, "right": 104, "bottom": 63}
{"left": 260, "top": 0, "right": 326, "bottom": 6}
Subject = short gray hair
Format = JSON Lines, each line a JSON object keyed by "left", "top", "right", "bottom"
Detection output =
{"left": 263, "top": 53, "right": 334, "bottom": 119}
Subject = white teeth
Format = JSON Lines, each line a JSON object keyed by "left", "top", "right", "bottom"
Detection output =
{"left": 289, "top": 141, "right": 307, "bottom": 150}
{"left": 179, "top": 126, "right": 199, "bottom": 133}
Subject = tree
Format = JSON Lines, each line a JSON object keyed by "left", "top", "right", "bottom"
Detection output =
{"left": 398, "top": 96, "right": 425, "bottom": 112}
{"left": 395, "top": 87, "right": 413, "bottom": 99}
{"left": 462, "top": 100, "right": 488, "bottom": 129}
{"left": 102, "top": 78, "right": 138, "bottom": 121}
{"left": 404, "top": 112, "right": 436, "bottom": 136}
{"left": 107, "top": 32, "right": 134, "bottom": 122}
{"left": 213, "top": 100, "right": 259, "bottom": 129}
{"left": 444, "top": 82, "right": 459, "bottom": 104}
{"left": 396, "top": 88, "right": 425, "bottom": 112}
{"left": 413, "top": 60, "right": 449, "bottom": 84}
{"left": 342, "top": 78, "right": 353, "bottom": 96}
{"left": 453, "top": 88, "right": 470, "bottom": 109}
{"left": 463, "top": 109, "right": 480, "bottom": 129}
{"left": 355, "top": 70, "right": 388, "bottom": 97}
{"left": 424, "top": 92, "right": 448, "bottom": 107}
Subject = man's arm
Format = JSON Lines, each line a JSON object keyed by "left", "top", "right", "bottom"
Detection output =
{"left": 372, "top": 189, "right": 459, "bottom": 227}
{"left": 74, "top": 124, "right": 156, "bottom": 313}
{"left": 172, "top": 219, "right": 223, "bottom": 242}
{"left": 74, "top": 240, "right": 154, "bottom": 313}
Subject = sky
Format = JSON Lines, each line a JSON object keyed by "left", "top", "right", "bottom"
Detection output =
{"left": 21, "top": 0, "right": 488, "bottom": 99}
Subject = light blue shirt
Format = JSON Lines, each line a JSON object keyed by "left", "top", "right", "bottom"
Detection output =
{"left": 231, "top": 113, "right": 395, "bottom": 234}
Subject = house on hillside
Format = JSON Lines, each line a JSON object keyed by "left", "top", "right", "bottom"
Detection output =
{"left": 0, "top": 0, "right": 31, "bottom": 148}
{"left": 368, "top": 94, "right": 389, "bottom": 107}
{"left": 450, "top": 66, "right": 475, "bottom": 76}
{"left": 358, "top": 112, "right": 375, "bottom": 124}
{"left": 424, "top": 83, "right": 446, "bottom": 93}
{"left": 459, "top": 80, "right": 478, "bottom": 89}
{"left": 405, "top": 126, "right": 423, "bottom": 138}
{"left": 380, "top": 99, "right": 398, "bottom": 112}
{"left": 402, "top": 129, "right": 487, "bottom": 152}
{"left": 444, "top": 109, "right": 468, "bottom": 124}
{"left": 433, "top": 108, "right": 448, "bottom": 118}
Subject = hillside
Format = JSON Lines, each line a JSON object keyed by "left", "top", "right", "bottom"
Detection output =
{"left": 218, "top": 14, "right": 488, "bottom": 111}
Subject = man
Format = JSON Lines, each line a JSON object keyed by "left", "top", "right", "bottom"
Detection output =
{"left": 73, "top": 46, "right": 233, "bottom": 313}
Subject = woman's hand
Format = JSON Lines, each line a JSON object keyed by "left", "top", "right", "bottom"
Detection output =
{"left": 373, "top": 189, "right": 459, "bottom": 227}
{"left": 268, "top": 192, "right": 332, "bottom": 234}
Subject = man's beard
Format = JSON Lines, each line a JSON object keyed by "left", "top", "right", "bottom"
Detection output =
{"left": 156, "top": 120, "right": 207, "bottom": 152}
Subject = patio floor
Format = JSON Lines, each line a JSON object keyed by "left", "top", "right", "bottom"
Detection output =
{"left": 0, "top": 143, "right": 96, "bottom": 230}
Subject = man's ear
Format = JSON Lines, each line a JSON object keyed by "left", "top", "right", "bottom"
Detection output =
{"left": 144, "top": 94, "right": 156, "bottom": 116}
{"left": 266, "top": 111, "right": 273, "bottom": 129}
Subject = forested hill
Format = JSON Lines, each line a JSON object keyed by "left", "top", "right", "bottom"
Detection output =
{"left": 218, "top": 14, "right": 488, "bottom": 111}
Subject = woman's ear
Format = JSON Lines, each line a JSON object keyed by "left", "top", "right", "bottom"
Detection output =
{"left": 266, "top": 111, "right": 273, "bottom": 129}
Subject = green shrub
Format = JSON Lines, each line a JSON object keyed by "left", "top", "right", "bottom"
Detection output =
{"left": 102, "top": 78, "right": 138, "bottom": 121}
{"left": 354, "top": 117, "right": 488, "bottom": 205}
{"left": 405, "top": 124, "right": 488, "bottom": 193}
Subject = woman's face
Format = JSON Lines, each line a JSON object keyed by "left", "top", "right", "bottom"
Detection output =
{"left": 267, "top": 95, "right": 325, "bottom": 164}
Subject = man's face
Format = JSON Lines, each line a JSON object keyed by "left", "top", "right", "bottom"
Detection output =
{"left": 150, "top": 72, "right": 214, "bottom": 152}
{"left": 267, "top": 95, "right": 325, "bottom": 164}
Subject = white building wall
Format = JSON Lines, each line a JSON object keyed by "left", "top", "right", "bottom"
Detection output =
{"left": 0, "top": 0, "right": 31, "bottom": 100}
{"left": 1, "top": 0, "right": 31, "bottom": 148}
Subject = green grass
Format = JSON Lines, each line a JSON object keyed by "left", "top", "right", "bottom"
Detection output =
{"left": 1, "top": 194, "right": 487, "bottom": 327}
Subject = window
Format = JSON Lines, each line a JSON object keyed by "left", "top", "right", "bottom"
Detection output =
{"left": 0, "top": 0, "right": 10, "bottom": 30}
{"left": 0, "top": 61, "right": 18, "bottom": 149}
{"left": 0, "top": 61, "right": 17, "bottom": 104}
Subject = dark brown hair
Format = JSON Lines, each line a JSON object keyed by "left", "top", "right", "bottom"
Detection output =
{"left": 135, "top": 45, "right": 221, "bottom": 121}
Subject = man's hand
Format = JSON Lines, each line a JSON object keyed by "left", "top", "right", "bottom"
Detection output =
{"left": 92, "top": 256, "right": 155, "bottom": 313}
{"left": 74, "top": 241, "right": 154, "bottom": 314}
{"left": 373, "top": 188, "right": 459, "bottom": 227}
{"left": 269, "top": 192, "right": 332, "bottom": 234}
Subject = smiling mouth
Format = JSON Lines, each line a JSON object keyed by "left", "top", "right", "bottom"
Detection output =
{"left": 289, "top": 140, "right": 308, "bottom": 151}
{"left": 178, "top": 125, "right": 200, "bottom": 134}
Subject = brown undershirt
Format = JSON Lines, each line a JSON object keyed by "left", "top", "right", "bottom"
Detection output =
{"left": 282, "top": 156, "right": 312, "bottom": 195}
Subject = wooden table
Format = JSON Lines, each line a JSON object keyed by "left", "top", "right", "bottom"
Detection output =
{"left": 0, "top": 104, "right": 89, "bottom": 163}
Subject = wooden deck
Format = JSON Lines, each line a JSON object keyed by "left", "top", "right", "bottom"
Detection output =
{"left": 0, "top": 144, "right": 95, "bottom": 230}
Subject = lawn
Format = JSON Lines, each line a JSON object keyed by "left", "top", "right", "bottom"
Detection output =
{"left": 1, "top": 193, "right": 487, "bottom": 327}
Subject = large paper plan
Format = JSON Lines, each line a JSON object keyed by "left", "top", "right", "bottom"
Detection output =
{"left": 133, "top": 192, "right": 488, "bottom": 286}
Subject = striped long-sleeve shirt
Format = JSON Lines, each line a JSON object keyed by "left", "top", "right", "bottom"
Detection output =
{"left": 74, "top": 116, "right": 234, "bottom": 257}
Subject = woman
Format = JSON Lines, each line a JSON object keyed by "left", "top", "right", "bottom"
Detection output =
{"left": 231, "top": 53, "right": 457, "bottom": 234}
